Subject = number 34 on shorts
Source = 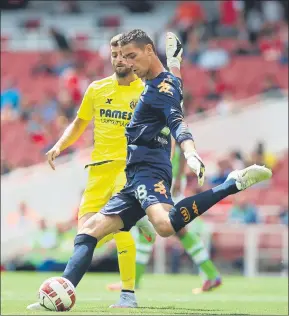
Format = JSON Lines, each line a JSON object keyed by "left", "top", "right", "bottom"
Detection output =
{"left": 134, "top": 179, "right": 174, "bottom": 209}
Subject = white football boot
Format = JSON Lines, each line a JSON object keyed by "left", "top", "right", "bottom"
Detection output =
{"left": 109, "top": 292, "right": 138, "bottom": 308}
{"left": 226, "top": 164, "right": 272, "bottom": 191}
{"left": 136, "top": 215, "right": 156, "bottom": 243}
{"left": 166, "top": 32, "right": 183, "bottom": 69}
{"left": 27, "top": 302, "right": 46, "bottom": 311}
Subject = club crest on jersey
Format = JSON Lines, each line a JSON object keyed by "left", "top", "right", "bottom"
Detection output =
{"left": 157, "top": 80, "right": 173, "bottom": 96}
{"left": 154, "top": 180, "right": 168, "bottom": 198}
{"left": 130, "top": 99, "right": 138, "bottom": 109}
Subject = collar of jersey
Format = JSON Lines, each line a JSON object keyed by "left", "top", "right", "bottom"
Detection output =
{"left": 112, "top": 73, "right": 142, "bottom": 88}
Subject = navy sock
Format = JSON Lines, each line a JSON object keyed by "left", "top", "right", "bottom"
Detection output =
{"left": 169, "top": 179, "right": 239, "bottom": 232}
{"left": 62, "top": 234, "right": 97, "bottom": 287}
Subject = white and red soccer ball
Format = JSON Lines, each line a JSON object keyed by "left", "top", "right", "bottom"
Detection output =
{"left": 38, "top": 277, "right": 76, "bottom": 311}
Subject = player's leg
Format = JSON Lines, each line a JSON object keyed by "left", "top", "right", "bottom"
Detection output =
{"left": 105, "top": 164, "right": 137, "bottom": 307}
{"left": 107, "top": 215, "right": 156, "bottom": 292}
{"left": 107, "top": 228, "right": 154, "bottom": 291}
{"left": 135, "top": 231, "right": 154, "bottom": 289}
{"left": 177, "top": 227, "right": 221, "bottom": 293}
{"left": 62, "top": 212, "right": 123, "bottom": 287}
{"left": 113, "top": 231, "right": 136, "bottom": 291}
{"left": 146, "top": 165, "right": 272, "bottom": 236}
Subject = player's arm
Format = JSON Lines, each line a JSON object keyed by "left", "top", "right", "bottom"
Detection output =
{"left": 46, "top": 117, "right": 90, "bottom": 170}
{"left": 170, "top": 136, "right": 176, "bottom": 160}
{"left": 165, "top": 33, "right": 205, "bottom": 185}
{"left": 46, "top": 83, "right": 95, "bottom": 170}
{"left": 166, "top": 32, "right": 183, "bottom": 81}
{"left": 170, "top": 107, "right": 205, "bottom": 186}
{"left": 155, "top": 85, "right": 205, "bottom": 185}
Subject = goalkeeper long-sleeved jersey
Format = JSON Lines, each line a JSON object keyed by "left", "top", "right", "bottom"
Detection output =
{"left": 125, "top": 71, "right": 193, "bottom": 181}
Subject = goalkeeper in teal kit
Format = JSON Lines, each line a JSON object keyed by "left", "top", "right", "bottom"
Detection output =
{"left": 28, "top": 29, "right": 272, "bottom": 308}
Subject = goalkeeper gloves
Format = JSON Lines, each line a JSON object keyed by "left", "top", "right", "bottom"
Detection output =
{"left": 166, "top": 32, "right": 183, "bottom": 70}
{"left": 184, "top": 151, "right": 206, "bottom": 186}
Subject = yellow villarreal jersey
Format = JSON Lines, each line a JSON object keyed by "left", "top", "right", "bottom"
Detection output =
{"left": 77, "top": 74, "right": 144, "bottom": 162}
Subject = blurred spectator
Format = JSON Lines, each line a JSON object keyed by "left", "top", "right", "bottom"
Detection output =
{"left": 261, "top": 74, "right": 284, "bottom": 99}
{"left": 31, "top": 53, "right": 56, "bottom": 76}
{"left": 122, "top": 0, "right": 153, "bottom": 13}
{"left": 228, "top": 195, "right": 260, "bottom": 224}
{"left": 198, "top": 40, "right": 230, "bottom": 70}
{"left": 232, "top": 38, "right": 260, "bottom": 56}
{"left": 250, "top": 141, "right": 278, "bottom": 170}
{"left": 219, "top": 0, "right": 240, "bottom": 29}
{"left": 58, "top": 0, "right": 81, "bottom": 14}
{"left": 24, "top": 219, "right": 61, "bottom": 272}
{"left": 210, "top": 158, "right": 232, "bottom": 186}
{"left": 187, "top": 97, "right": 206, "bottom": 116}
{"left": 262, "top": 0, "right": 284, "bottom": 28}
{"left": 1, "top": 78, "right": 21, "bottom": 116}
{"left": 259, "top": 27, "right": 283, "bottom": 61}
{"left": 20, "top": 97, "right": 35, "bottom": 122}
{"left": 6, "top": 201, "right": 39, "bottom": 228}
{"left": 203, "top": 76, "right": 222, "bottom": 101}
{"left": 237, "top": 0, "right": 264, "bottom": 44}
{"left": 32, "top": 51, "right": 75, "bottom": 77}
{"left": 170, "top": 1, "right": 206, "bottom": 45}
{"left": 54, "top": 51, "right": 76, "bottom": 76}
{"left": 229, "top": 150, "right": 246, "bottom": 170}
{"left": 49, "top": 27, "right": 71, "bottom": 52}
{"left": 37, "top": 92, "right": 59, "bottom": 124}
{"left": 216, "top": 91, "right": 235, "bottom": 115}
{"left": 278, "top": 22, "right": 289, "bottom": 65}
{"left": 278, "top": 200, "right": 288, "bottom": 226}
{"left": 184, "top": 27, "right": 202, "bottom": 65}
{"left": 279, "top": 47, "right": 288, "bottom": 65}
{"left": 60, "top": 62, "right": 87, "bottom": 105}
{"left": 26, "top": 111, "right": 48, "bottom": 146}
{"left": 58, "top": 92, "right": 76, "bottom": 120}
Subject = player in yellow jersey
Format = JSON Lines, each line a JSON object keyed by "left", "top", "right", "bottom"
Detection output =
{"left": 27, "top": 34, "right": 155, "bottom": 310}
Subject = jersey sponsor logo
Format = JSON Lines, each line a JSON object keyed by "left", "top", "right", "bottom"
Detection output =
{"left": 192, "top": 201, "right": 199, "bottom": 216}
{"left": 157, "top": 80, "right": 173, "bottom": 96}
{"left": 156, "top": 136, "right": 168, "bottom": 145}
{"left": 99, "top": 109, "right": 133, "bottom": 126}
{"left": 154, "top": 180, "right": 168, "bottom": 198}
{"left": 106, "top": 98, "right": 113, "bottom": 104}
{"left": 130, "top": 99, "right": 138, "bottom": 109}
{"left": 118, "top": 250, "right": 128, "bottom": 255}
{"left": 180, "top": 207, "right": 191, "bottom": 223}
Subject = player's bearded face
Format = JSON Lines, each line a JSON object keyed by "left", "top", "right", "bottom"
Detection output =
{"left": 121, "top": 43, "right": 151, "bottom": 79}
{"left": 111, "top": 45, "right": 133, "bottom": 78}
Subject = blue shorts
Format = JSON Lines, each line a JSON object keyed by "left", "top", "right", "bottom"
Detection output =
{"left": 100, "top": 167, "right": 174, "bottom": 231}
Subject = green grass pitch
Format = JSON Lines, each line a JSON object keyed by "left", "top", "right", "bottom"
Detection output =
{"left": 1, "top": 272, "right": 288, "bottom": 315}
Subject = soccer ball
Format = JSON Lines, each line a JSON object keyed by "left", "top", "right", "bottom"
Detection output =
{"left": 38, "top": 277, "right": 76, "bottom": 311}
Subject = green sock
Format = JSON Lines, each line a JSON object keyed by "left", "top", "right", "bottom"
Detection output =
{"left": 135, "top": 262, "right": 146, "bottom": 289}
{"left": 135, "top": 233, "right": 154, "bottom": 288}
{"left": 179, "top": 231, "right": 219, "bottom": 280}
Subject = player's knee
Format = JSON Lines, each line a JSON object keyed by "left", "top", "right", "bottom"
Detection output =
{"left": 154, "top": 219, "right": 174, "bottom": 238}
{"left": 78, "top": 213, "right": 121, "bottom": 240}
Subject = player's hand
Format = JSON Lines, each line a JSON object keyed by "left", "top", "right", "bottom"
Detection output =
{"left": 46, "top": 146, "right": 61, "bottom": 170}
{"left": 166, "top": 32, "right": 183, "bottom": 69}
{"left": 184, "top": 151, "right": 205, "bottom": 186}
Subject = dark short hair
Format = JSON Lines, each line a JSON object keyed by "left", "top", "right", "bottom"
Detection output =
{"left": 110, "top": 33, "right": 123, "bottom": 47}
{"left": 119, "top": 29, "right": 156, "bottom": 53}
